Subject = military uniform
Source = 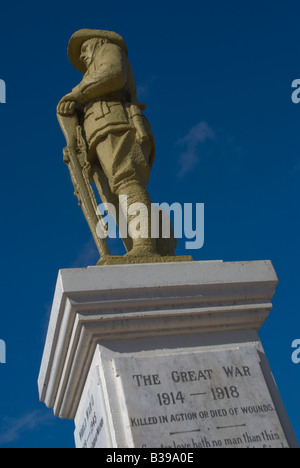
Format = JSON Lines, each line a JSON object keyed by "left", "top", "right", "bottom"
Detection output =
{"left": 61, "top": 29, "right": 176, "bottom": 257}
{"left": 71, "top": 40, "right": 155, "bottom": 194}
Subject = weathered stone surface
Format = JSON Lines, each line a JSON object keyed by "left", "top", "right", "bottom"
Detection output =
{"left": 74, "top": 365, "right": 107, "bottom": 448}
{"left": 38, "top": 260, "right": 298, "bottom": 448}
{"left": 112, "top": 346, "right": 289, "bottom": 448}
{"left": 38, "top": 260, "right": 278, "bottom": 419}
{"left": 57, "top": 29, "right": 176, "bottom": 262}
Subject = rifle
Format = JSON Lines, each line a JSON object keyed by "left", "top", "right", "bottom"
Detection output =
{"left": 57, "top": 113, "right": 110, "bottom": 259}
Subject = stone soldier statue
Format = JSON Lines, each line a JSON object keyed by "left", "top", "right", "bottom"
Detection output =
{"left": 57, "top": 29, "right": 176, "bottom": 262}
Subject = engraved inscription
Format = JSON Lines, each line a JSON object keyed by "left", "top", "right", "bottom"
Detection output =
{"left": 74, "top": 368, "right": 107, "bottom": 449}
{"left": 113, "top": 346, "right": 289, "bottom": 448}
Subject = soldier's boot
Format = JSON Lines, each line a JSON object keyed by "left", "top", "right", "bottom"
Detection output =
{"left": 126, "top": 237, "right": 159, "bottom": 258}
{"left": 118, "top": 182, "right": 160, "bottom": 258}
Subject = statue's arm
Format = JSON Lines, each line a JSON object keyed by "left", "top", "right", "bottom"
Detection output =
{"left": 58, "top": 44, "right": 127, "bottom": 114}
{"left": 74, "top": 49, "right": 127, "bottom": 103}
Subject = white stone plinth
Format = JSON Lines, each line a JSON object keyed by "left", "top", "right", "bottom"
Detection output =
{"left": 38, "top": 260, "right": 298, "bottom": 448}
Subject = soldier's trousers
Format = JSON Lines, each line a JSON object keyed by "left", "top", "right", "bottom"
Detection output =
{"left": 94, "top": 128, "right": 153, "bottom": 251}
{"left": 93, "top": 128, "right": 176, "bottom": 256}
{"left": 95, "top": 128, "right": 152, "bottom": 195}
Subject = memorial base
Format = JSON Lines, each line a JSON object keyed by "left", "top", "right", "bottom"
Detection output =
{"left": 97, "top": 254, "right": 193, "bottom": 266}
{"left": 38, "top": 260, "right": 298, "bottom": 448}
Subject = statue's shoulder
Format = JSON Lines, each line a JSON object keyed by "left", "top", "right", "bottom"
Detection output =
{"left": 96, "top": 42, "right": 128, "bottom": 63}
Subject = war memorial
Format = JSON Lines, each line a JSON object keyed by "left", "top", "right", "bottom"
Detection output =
{"left": 38, "top": 29, "right": 298, "bottom": 449}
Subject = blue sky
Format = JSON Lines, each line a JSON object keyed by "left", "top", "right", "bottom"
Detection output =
{"left": 0, "top": 0, "right": 300, "bottom": 448}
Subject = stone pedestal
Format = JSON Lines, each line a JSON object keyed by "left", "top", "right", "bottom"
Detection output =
{"left": 38, "top": 260, "right": 298, "bottom": 448}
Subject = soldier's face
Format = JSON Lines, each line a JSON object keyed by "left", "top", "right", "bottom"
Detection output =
{"left": 80, "top": 40, "right": 95, "bottom": 68}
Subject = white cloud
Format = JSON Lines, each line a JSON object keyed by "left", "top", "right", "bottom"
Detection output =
{"left": 176, "top": 121, "right": 215, "bottom": 178}
{"left": 0, "top": 410, "right": 54, "bottom": 446}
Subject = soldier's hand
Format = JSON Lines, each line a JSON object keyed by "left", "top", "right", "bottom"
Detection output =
{"left": 57, "top": 98, "right": 76, "bottom": 116}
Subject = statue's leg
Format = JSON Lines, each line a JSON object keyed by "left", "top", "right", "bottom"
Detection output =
{"left": 91, "top": 163, "right": 133, "bottom": 252}
{"left": 95, "top": 129, "right": 159, "bottom": 257}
